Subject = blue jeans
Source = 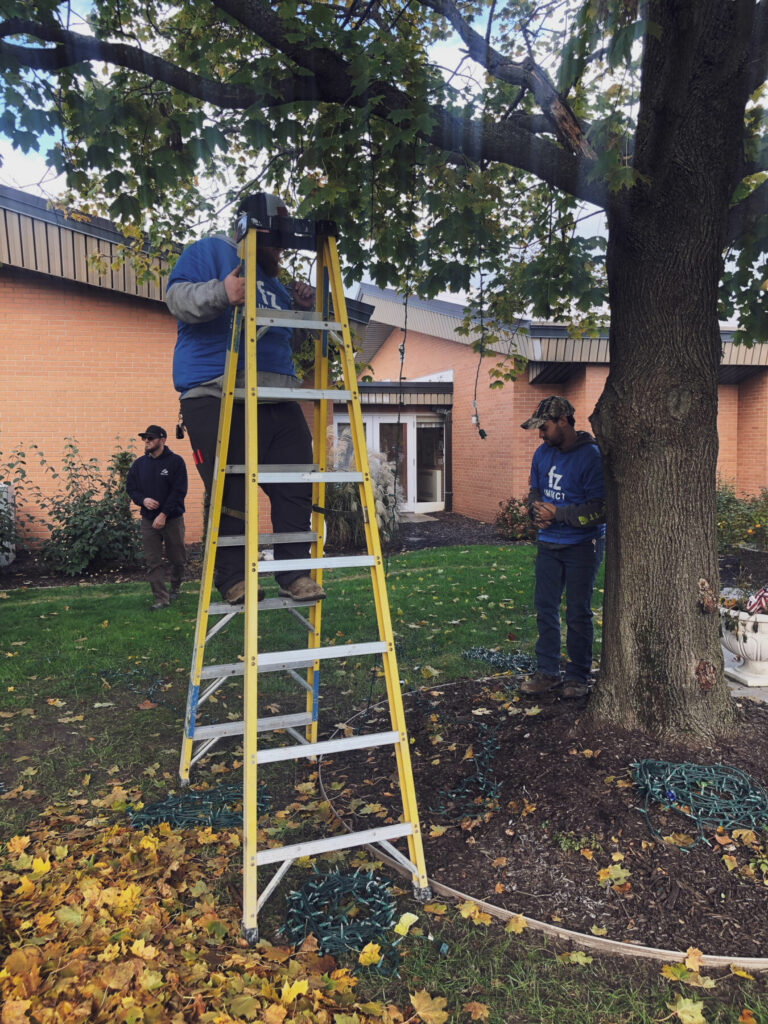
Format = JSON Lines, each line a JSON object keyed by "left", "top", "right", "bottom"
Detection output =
{"left": 534, "top": 537, "right": 605, "bottom": 683}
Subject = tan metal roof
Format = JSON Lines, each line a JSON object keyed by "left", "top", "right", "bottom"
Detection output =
{"left": 0, "top": 185, "right": 168, "bottom": 302}
{"left": 357, "top": 284, "right": 768, "bottom": 377}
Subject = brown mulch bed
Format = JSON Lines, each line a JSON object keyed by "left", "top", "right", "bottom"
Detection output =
{"left": 321, "top": 679, "right": 768, "bottom": 959}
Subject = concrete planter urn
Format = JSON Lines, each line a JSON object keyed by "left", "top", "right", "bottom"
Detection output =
{"left": 720, "top": 605, "right": 768, "bottom": 686}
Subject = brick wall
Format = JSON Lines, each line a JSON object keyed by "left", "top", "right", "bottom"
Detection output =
{"left": 717, "top": 384, "right": 739, "bottom": 486}
{"left": 1, "top": 268, "right": 334, "bottom": 549}
{"left": 0, "top": 267, "right": 207, "bottom": 542}
{"left": 737, "top": 372, "right": 768, "bottom": 495}
{"left": 369, "top": 330, "right": 610, "bottom": 520}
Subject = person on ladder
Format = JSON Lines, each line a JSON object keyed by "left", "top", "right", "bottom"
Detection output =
{"left": 166, "top": 193, "right": 326, "bottom": 605}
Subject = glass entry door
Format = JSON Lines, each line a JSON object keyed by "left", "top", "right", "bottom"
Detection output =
{"left": 379, "top": 422, "right": 409, "bottom": 504}
{"left": 333, "top": 412, "right": 446, "bottom": 514}
{"left": 415, "top": 422, "right": 445, "bottom": 512}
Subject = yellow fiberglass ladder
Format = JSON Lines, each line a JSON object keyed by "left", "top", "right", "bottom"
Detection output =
{"left": 177, "top": 194, "right": 430, "bottom": 942}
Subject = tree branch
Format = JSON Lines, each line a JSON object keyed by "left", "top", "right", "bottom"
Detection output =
{"left": 0, "top": 9, "right": 609, "bottom": 209}
{"left": 413, "top": 0, "right": 595, "bottom": 158}
{"left": 0, "top": 19, "right": 255, "bottom": 106}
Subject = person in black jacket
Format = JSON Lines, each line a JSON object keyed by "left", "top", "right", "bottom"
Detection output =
{"left": 125, "top": 425, "right": 188, "bottom": 610}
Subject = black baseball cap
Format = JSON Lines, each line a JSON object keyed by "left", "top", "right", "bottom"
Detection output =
{"left": 139, "top": 425, "right": 167, "bottom": 440}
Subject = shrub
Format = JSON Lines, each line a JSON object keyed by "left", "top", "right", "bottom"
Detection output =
{"left": 37, "top": 441, "right": 141, "bottom": 574}
{"left": 0, "top": 445, "right": 43, "bottom": 557}
{"left": 716, "top": 480, "right": 768, "bottom": 553}
{"left": 495, "top": 495, "right": 536, "bottom": 542}
{"left": 323, "top": 433, "right": 402, "bottom": 550}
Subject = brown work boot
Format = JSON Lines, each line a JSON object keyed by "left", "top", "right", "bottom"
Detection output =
{"left": 562, "top": 679, "right": 592, "bottom": 699}
{"left": 278, "top": 576, "right": 326, "bottom": 602}
{"left": 223, "top": 580, "right": 265, "bottom": 603}
{"left": 519, "top": 671, "right": 561, "bottom": 695}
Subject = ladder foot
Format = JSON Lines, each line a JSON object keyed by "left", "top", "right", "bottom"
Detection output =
{"left": 412, "top": 884, "right": 433, "bottom": 902}
{"left": 179, "top": 777, "right": 190, "bottom": 788}
{"left": 241, "top": 924, "right": 259, "bottom": 946}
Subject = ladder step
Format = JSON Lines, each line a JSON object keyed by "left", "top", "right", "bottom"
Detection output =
{"left": 191, "top": 727, "right": 399, "bottom": 761}
{"left": 207, "top": 596, "right": 316, "bottom": 614}
{"left": 218, "top": 532, "right": 318, "bottom": 548}
{"left": 254, "top": 309, "right": 344, "bottom": 331}
{"left": 198, "top": 641, "right": 388, "bottom": 679}
{"left": 257, "top": 729, "right": 399, "bottom": 765}
{"left": 265, "top": 555, "right": 374, "bottom": 572}
{"left": 235, "top": 387, "right": 352, "bottom": 402}
{"left": 192, "top": 712, "right": 312, "bottom": 742}
{"left": 256, "top": 824, "right": 413, "bottom": 867}
{"left": 225, "top": 465, "right": 363, "bottom": 484}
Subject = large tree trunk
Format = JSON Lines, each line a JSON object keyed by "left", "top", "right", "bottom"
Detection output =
{"left": 586, "top": 0, "right": 755, "bottom": 740}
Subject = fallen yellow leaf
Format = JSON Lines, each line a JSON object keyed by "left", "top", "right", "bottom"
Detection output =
{"left": 358, "top": 942, "right": 381, "bottom": 966}
{"left": 410, "top": 988, "right": 449, "bottom": 1024}
{"left": 394, "top": 911, "right": 419, "bottom": 936}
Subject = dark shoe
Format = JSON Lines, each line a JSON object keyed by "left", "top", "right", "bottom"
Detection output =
{"left": 169, "top": 589, "right": 180, "bottom": 603}
{"left": 519, "top": 671, "right": 561, "bottom": 695}
{"left": 223, "top": 580, "right": 265, "bottom": 603}
{"left": 562, "top": 679, "right": 592, "bottom": 698}
{"left": 150, "top": 601, "right": 169, "bottom": 611}
{"left": 278, "top": 576, "right": 326, "bottom": 602}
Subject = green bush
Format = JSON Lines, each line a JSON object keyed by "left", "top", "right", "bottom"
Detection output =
{"left": 716, "top": 480, "right": 768, "bottom": 553}
{"left": 36, "top": 442, "right": 141, "bottom": 574}
{"left": 495, "top": 495, "right": 536, "bottom": 542}
{"left": 0, "top": 445, "right": 42, "bottom": 557}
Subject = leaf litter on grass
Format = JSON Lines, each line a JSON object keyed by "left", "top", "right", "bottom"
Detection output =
{"left": 1, "top": 807, "right": 415, "bottom": 1024}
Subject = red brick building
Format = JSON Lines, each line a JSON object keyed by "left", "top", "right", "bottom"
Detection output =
{"left": 0, "top": 185, "right": 204, "bottom": 543}
{"left": 349, "top": 284, "right": 768, "bottom": 521}
{"left": 3, "top": 184, "right": 767, "bottom": 545}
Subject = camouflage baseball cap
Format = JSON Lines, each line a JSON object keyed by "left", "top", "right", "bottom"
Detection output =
{"left": 520, "top": 396, "right": 575, "bottom": 430}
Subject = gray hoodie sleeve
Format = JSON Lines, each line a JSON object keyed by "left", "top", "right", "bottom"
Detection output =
{"left": 166, "top": 279, "right": 230, "bottom": 324}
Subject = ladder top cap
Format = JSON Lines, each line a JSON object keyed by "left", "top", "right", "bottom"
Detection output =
{"left": 235, "top": 194, "right": 337, "bottom": 249}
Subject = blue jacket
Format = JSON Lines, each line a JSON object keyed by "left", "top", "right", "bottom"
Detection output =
{"left": 528, "top": 432, "right": 605, "bottom": 546}
{"left": 125, "top": 447, "right": 188, "bottom": 521}
{"left": 167, "top": 236, "right": 295, "bottom": 393}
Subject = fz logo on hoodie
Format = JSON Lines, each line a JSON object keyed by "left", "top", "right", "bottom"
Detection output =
{"left": 545, "top": 465, "right": 563, "bottom": 501}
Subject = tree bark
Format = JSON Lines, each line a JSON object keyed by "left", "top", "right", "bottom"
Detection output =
{"left": 587, "top": 0, "right": 754, "bottom": 740}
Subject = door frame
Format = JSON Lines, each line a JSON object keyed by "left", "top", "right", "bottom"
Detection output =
{"left": 332, "top": 410, "right": 446, "bottom": 513}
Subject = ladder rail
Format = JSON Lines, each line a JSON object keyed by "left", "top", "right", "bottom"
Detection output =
{"left": 325, "top": 234, "right": 429, "bottom": 889}
{"left": 242, "top": 225, "right": 261, "bottom": 934}
{"left": 179, "top": 298, "right": 241, "bottom": 784}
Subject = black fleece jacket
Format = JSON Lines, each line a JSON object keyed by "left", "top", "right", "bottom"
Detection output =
{"left": 125, "top": 447, "right": 188, "bottom": 521}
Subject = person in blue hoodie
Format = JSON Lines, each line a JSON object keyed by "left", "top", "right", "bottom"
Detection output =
{"left": 166, "top": 194, "right": 325, "bottom": 606}
{"left": 518, "top": 396, "right": 605, "bottom": 698}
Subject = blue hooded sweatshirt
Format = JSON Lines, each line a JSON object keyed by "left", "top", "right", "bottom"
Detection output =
{"left": 167, "top": 236, "right": 295, "bottom": 393}
{"left": 528, "top": 431, "right": 606, "bottom": 545}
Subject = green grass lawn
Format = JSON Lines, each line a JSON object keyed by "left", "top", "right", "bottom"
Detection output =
{"left": 6, "top": 545, "right": 768, "bottom": 1023}
{"left": 1, "top": 543, "right": 603, "bottom": 701}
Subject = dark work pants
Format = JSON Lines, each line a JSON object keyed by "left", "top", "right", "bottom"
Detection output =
{"left": 140, "top": 515, "right": 186, "bottom": 603}
{"left": 180, "top": 396, "right": 312, "bottom": 595}
{"left": 534, "top": 536, "right": 605, "bottom": 683}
